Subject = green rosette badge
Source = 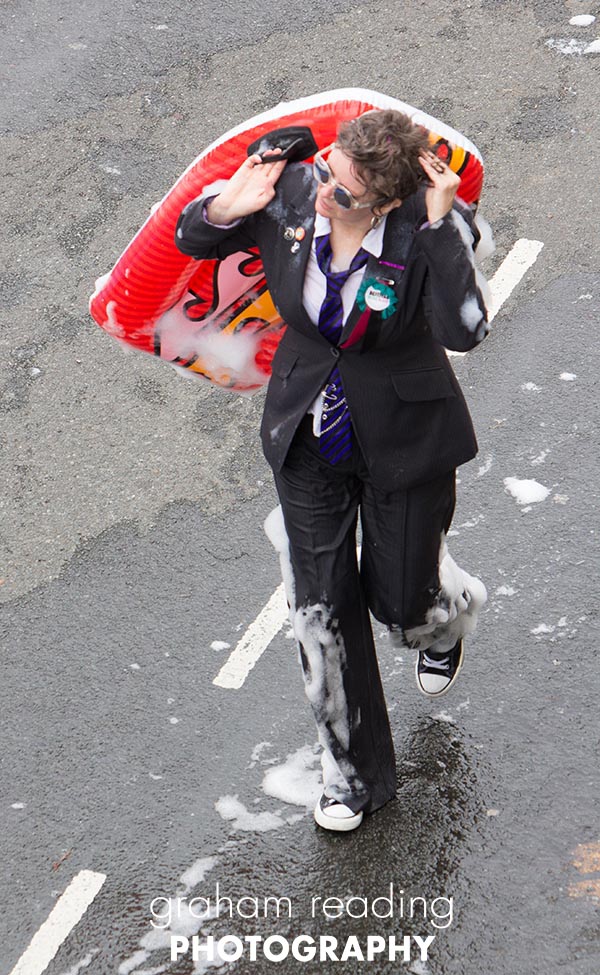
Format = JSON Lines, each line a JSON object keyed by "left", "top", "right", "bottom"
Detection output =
{"left": 356, "top": 277, "right": 398, "bottom": 319}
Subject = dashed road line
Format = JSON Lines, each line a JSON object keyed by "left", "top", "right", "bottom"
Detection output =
{"left": 214, "top": 237, "right": 544, "bottom": 690}
{"left": 9, "top": 870, "right": 106, "bottom": 975}
{"left": 213, "top": 583, "right": 289, "bottom": 689}
{"left": 487, "top": 238, "right": 544, "bottom": 322}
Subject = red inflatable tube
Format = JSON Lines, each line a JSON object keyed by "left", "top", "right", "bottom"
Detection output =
{"left": 89, "top": 88, "right": 484, "bottom": 392}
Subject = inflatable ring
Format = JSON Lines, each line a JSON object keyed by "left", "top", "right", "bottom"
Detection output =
{"left": 89, "top": 88, "right": 484, "bottom": 392}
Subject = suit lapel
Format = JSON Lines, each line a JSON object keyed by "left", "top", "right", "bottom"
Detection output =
{"left": 339, "top": 252, "right": 381, "bottom": 343}
{"left": 339, "top": 208, "right": 418, "bottom": 345}
{"left": 274, "top": 175, "right": 318, "bottom": 334}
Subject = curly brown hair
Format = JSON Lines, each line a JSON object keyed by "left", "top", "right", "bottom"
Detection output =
{"left": 336, "top": 109, "right": 430, "bottom": 203}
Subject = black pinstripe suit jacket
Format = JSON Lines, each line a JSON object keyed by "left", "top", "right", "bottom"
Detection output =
{"left": 175, "top": 163, "right": 489, "bottom": 489}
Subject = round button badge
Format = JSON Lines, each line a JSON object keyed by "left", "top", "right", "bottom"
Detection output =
{"left": 364, "top": 285, "right": 391, "bottom": 312}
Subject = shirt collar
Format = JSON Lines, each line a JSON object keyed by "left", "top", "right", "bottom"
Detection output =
{"left": 314, "top": 211, "right": 387, "bottom": 258}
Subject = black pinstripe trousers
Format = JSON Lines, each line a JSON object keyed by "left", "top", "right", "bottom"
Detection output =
{"left": 273, "top": 415, "right": 456, "bottom": 814}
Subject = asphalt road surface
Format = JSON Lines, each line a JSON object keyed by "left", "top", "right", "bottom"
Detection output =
{"left": 2, "top": 1, "right": 600, "bottom": 974}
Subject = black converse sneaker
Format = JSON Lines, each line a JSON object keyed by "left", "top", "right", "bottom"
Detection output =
{"left": 416, "top": 639, "right": 464, "bottom": 697}
{"left": 314, "top": 794, "right": 364, "bottom": 832}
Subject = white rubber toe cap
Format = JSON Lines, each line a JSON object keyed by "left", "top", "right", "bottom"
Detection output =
{"left": 417, "top": 672, "right": 451, "bottom": 695}
{"left": 314, "top": 798, "right": 364, "bottom": 832}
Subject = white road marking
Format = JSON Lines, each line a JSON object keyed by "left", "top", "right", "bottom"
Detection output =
{"left": 214, "top": 238, "right": 543, "bottom": 690}
{"left": 9, "top": 870, "right": 106, "bottom": 975}
{"left": 486, "top": 238, "right": 544, "bottom": 322}
{"left": 213, "top": 583, "right": 289, "bottom": 689}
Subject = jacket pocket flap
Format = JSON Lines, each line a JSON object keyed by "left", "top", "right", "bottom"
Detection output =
{"left": 271, "top": 348, "right": 299, "bottom": 380}
{"left": 391, "top": 368, "right": 456, "bottom": 401}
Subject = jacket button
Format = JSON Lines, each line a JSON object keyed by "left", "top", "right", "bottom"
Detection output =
{"left": 330, "top": 347, "right": 340, "bottom": 359}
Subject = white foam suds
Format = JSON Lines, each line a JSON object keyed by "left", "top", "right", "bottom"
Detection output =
{"left": 432, "top": 712, "right": 456, "bottom": 724}
{"left": 295, "top": 605, "right": 349, "bottom": 750}
{"left": 477, "top": 455, "right": 493, "bottom": 477}
{"left": 522, "top": 382, "right": 541, "bottom": 392}
{"left": 179, "top": 856, "right": 219, "bottom": 894}
{"left": 560, "top": 372, "right": 577, "bottom": 381}
{"left": 504, "top": 477, "right": 550, "bottom": 505}
{"left": 404, "top": 536, "right": 487, "bottom": 654}
{"left": 293, "top": 603, "right": 367, "bottom": 803}
{"left": 119, "top": 857, "right": 221, "bottom": 974}
{"left": 495, "top": 585, "right": 516, "bottom": 596}
{"left": 546, "top": 37, "right": 588, "bottom": 55}
{"left": 57, "top": 949, "right": 100, "bottom": 975}
{"left": 408, "top": 962, "right": 431, "bottom": 975}
{"left": 159, "top": 305, "right": 267, "bottom": 389}
{"left": 11, "top": 801, "right": 26, "bottom": 809}
{"left": 264, "top": 505, "right": 296, "bottom": 618}
{"left": 261, "top": 744, "right": 322, "bottom": 807}
{"left": 192, "top": 956, "right": 228, "bottom": 974}
{"left": 473, "top": 213, "right": 495, "bottom": 262}
{"left": 585, "top": 38, "right": 600, "bottom": 52}
{"left": 460, "top": 293, "right": 484, "bottom": 331}
{"left": 570, "top": 15, "right": 596, "bottom": 26}
{"left": 210, "top": 640, "right": 231, "bottom": 651}
{"left": 531, "top": 623, "right": 555, "bottom": 635}
{"left": 161, "top": 900, "right": 206, "bottom": 939}
{"left": 104, "top": 300, "right": 127, "bottom": 339}
{"left": 249, "top": 741, "right": 274, "bottom": 766}
{"left": 531, "top": 449, "right": 550, "bottom": 466}
{"left": 450, "top": 208, "right": 475, "bottom": 259}
{"left": 118, "top": 951, "right": 149, "bottom": 974}
{"left": 91, "top": 272, "right": 111, "bottom": 298}
{"left": 215, "top": 795, "right": 286, "bottom": 832}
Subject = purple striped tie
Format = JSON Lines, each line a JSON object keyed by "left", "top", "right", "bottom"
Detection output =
{"left": 315, "top": 234, "right": 369, "bottom": 463}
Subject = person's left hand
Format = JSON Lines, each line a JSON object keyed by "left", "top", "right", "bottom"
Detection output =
{"left": 419, "top": 150, "right": 461, "bottom": 224}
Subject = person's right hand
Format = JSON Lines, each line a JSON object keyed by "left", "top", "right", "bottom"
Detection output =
{"left": 206, "top": 149, "right": 287, "bottom": 224}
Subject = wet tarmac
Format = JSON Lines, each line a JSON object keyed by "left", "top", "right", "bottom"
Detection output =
{"left": 2, "top": 0, "right": 600, "bottom": 973}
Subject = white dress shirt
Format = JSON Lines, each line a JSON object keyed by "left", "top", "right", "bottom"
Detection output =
{"left": 303, "top": 212, "right": 388, "bottom": 436}
{"left": 203, "top": 199, "right": 388, "bottom": 437}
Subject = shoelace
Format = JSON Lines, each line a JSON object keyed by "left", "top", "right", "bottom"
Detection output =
{"left": 422, "top": 652, "right": 450, "bottom": 671}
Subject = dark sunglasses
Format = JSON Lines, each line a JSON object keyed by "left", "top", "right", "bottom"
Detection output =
{"left": 313, "top": 144, "right": 385, "bottom": 211}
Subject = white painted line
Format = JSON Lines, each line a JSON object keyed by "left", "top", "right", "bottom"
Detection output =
{"left": 9, "top": 870, "right": 106, "bottom": 975}
{"left": 486, "top": 238, "right": 544, "bottom": 322}
{"left": 213, "top": 583, "right": 289, "bottom": 689}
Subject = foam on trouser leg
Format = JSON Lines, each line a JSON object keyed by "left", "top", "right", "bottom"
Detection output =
{"left": 264, "top": 504, "right": 296, "bottom": 618}
{"left": 294, "top": 603, "right": 367, "bottom": 804}
{"left": 404, "top": 534, "right": 487, "bottom": 655}
{"left": 264, "top": 506, "right": 367, "bottom": 805}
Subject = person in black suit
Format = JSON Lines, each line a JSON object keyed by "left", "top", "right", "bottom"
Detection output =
{"left": 175, "top": 109, "right": 489, "bottom": 832}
